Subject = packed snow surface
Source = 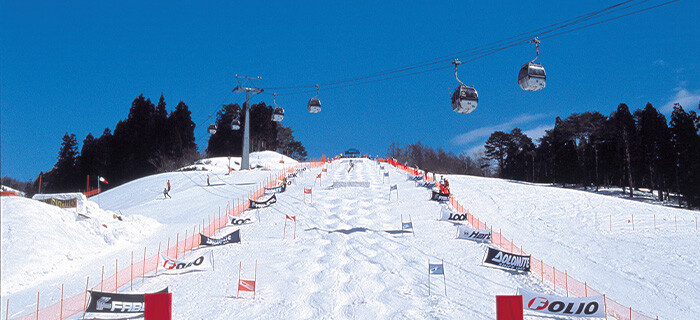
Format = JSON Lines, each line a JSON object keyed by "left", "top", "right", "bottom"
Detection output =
{"left": 1, "top": 153, "right": 697, "bottom": 319}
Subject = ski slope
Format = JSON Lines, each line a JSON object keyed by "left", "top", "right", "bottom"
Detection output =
{"left": 446, "top": 174, "right": 700, "bottom": 319}
{"left": 2, "top": 154, "right": 697, "bottom": 319}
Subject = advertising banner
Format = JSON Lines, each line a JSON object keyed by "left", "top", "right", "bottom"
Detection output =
{"left": 264, "top": 184, "right": 286, "bottom": 195}
{"left": 519, "top": 288, "right": 606, "bottom": 318}
{"left": 456, "top": 225, "right": 491, "bottom": 242}
{"left": 200, "top": 230, "right": 241, "bottom": 246}
{"left": 249, "top": 195, "right": 277, "bottom": 209}
{"left": 440, "top": 208, "right": 469, "bottom": 222}
{"left": 159, "top": 251, "right": 213, "bottom": 274}
{"left": 85, "top": 288, "right": 168, "bottom": 313}
{"left": 484, "top": 247, "right": 531, "bottom": 272}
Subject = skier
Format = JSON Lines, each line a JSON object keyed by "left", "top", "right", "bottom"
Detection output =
{"left": 207, "top": 174, "right": 210, "bottom": 186}
{"left": 163, "top": 187, "right": 172, "bottom": 199}
{"left": 166, "top": 180, "right": 171, "bottom": 192}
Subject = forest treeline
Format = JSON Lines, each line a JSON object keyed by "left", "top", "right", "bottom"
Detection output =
{"left": 2, "top": 94, "right": 306, "bottom": 195}
{"left": 388, "top": 102, "right": 700, "bottom": 208}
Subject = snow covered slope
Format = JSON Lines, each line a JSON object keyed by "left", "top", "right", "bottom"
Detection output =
{"left": 2, "top": 153, "right": 694, "bottom": 319}
{"left": 447, "top": 174, "right": 700, "bottom": 319}
{"left": 1, "top": 197, "right": 159, "bottom": 296}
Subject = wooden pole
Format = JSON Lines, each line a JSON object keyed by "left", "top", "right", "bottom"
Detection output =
{"left": 565, "top": 271, "right": 568, "bottom": 297}
{"left": 60, "top": 283, "right": 64, "bottom": 319}
{"left": 5, "top": 298, "right": 9, "bottom": 320}
{"left": 603, "top": 294, "right": 608, "bottom": 320}
{"left": 101, "top": 266, "right": 104, "bottom": 292}
{"left": 130, "top": 251, "right": 134, "bottom": 290}
{"left": 176, "top": 233, "right": 179, "bottom": 259}
{"left": 632, "top": 214, "right": 634, "bottom": 231}
{"left": 585, "top": 281, "right": 588, "bottom": 297}
{"left": 82, "top": 276, "right": 90, "bottom": 317}
{"left": 35, "top": 292, "right": 39, "bottom": 320}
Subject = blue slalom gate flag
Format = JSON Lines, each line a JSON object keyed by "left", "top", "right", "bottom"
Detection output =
{"left": 402, "top": 222, "right": 413, "bottom": 230}
{"left": 383, "top": 172, "right": 389, "bottom": 177}
{"left": 390, "top": 184, "right": 397, "bottom": 191}
{"left": 429, "top": 263, "right": 444, "bottom": 275}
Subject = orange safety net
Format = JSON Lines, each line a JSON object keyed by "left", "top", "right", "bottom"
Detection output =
{"left": 383, "top": 158, "right": 656, "bottom": 320}
{"left": 10, "top": 161, "right": 324, "bottom": 320}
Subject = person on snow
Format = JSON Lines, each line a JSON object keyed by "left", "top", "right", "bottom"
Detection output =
{"left": 166, "top": 180, "right": 171, "bottom": 192}
{"left": 207, "top": 174, "right": 210, "bottom": 186}
{"left": 163, "top": 187, "right": 172, "bottom": 199}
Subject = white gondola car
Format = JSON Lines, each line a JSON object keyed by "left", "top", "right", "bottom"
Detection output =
{"left": 452, "top": 84, "right": 478, "bottom": 114}
{"left": 518, "top": 62, "right": 546, "bottom": 91}
{"left": 207, "top": 124, "right": 217, "bottom": 135}
{"left": 307, "top": 97, "right": 321, "bottom": 113}
{"left": 231, "top": 119, "right": 240, "bottom": 130}
{"left": 272, "top": 107, "right": 284, "bottom": 122}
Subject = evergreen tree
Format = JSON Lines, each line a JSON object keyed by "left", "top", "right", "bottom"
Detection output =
{"left": 669, "top": 104, "right": 700, "bottom": 207}
{"left": 484, "top": 131, "right": 511, "bottom": 175}
{"left": 609, "top": 103, "right": 638, "bottom": 197}
{"left": 47, "top": 133, "right": 80, "bottom": 192}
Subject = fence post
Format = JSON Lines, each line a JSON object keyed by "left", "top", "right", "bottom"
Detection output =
{"left": 176, "top": 233, "right": 179, "bottom": 259}
{"left": 585, "top": 281, "right": 588, "bottom": 297}
{"left": 167, "top": 238, "right": 170, "bottom": 258}
{"left": 565, "top": 271, "right": 568, "bottom": 297}
{"left": 5, "top": 298, "right": 9, "bottom": 320}
{"left": 142, "top": 247, "right": 147, "bottom": 284}
{"left": 115, "top": 259, "right": 118, "bottom": 293}
{"left": 130, "top": 251, "right": 134, "bottom": 290}
{"left": 35, "top": 292, "right": 39, "bottom": 320}
{"left": 541, "top": 260, "right": 544, "bottom": 281}
{"left": 60, "top": 283, "right": 64, "bottom": 319}
{"left": 553, "top": 266, "right": 556, "bottom": 290}
{"left": 609, "top": 215, "right": 612, "bottom": 231}
{"left": 184, "top": 230, "right": 188, "bottom": 256}
{"left": 603, "top": 294, "right": 608, "bottom": 319}
{"left": 654, "top": 214, "right": 656, "bottom": 229}
{"left": 101, "top": 266, "right": 104, "bottom": 292}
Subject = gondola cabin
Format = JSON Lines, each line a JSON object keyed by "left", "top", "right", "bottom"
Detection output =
{"left": 451, "top": 84, "right": 478, "bottom": 114}
{"left": 308, "top": 97, "right": 321, "bottom": 113}
{"left": 518, "top": 62, "right": 546, "bottom": 91}
{"left": 271, "top": 107, "right": 284, "bottom": 122}
{"left": 231, "top": 119, "right": 240, "bottom": 130}
{"left": 207, "top": 124, "right": 217, "bottom": 135}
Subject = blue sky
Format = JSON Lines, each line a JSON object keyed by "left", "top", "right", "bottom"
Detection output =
{"left": 2, "top": 0, "right": 698, "bottom": 181}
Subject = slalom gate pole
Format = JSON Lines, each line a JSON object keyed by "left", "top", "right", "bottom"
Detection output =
{"left": 237, "top": 262, "right": 241, "bottom": 299}
{"left": 155, "top": 242, "right": 161, "bottom": 277}
{"left": 442, "top": 259, "right": 447, "bottom": 296}
{"left": 294, "top": 220, "right": 296, "bottom": 240}
{"left": 283, "top": 218, "right": 287, "bottom": 239}
{"left": 254, "top": 260, "right": 258, "bottom": 299}
{"left": 632, "top": 214, "right": 634, "bottom": 231}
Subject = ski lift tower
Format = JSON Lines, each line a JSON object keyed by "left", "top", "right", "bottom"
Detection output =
{"left": 233, "top": 75, "right": 263, "bottom": 170}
